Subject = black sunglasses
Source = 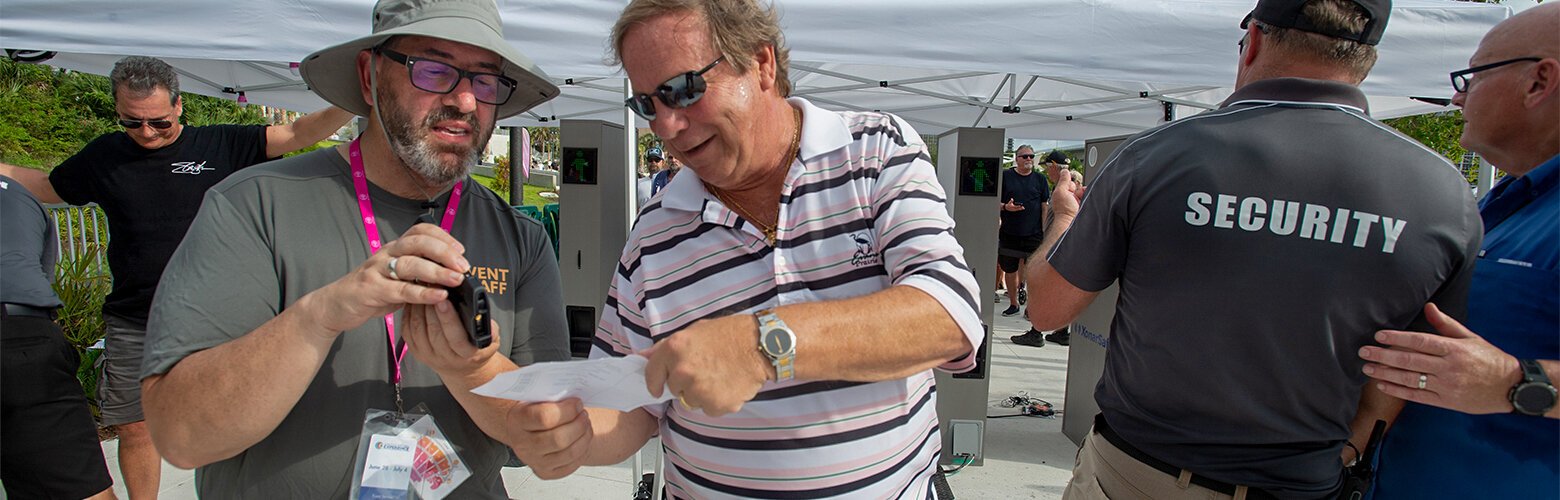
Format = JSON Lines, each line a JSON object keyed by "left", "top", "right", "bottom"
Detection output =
{"left": 625, "top": 56, "right": 724, "bottom": 121}
{"left": 1017, "top": 154, "right": 1036, "bottom": 159}
{"left": 1450, "top": 57, "right": 1542, "bottom": 93}
{"left": 376, "top": 48, "right": 519, "bottom": 105}
{"left": 119, "top": 118, "right": 174, "bottom": 130}
{"left": 1235, "top": 19, "right": 1272, "bottom": 51}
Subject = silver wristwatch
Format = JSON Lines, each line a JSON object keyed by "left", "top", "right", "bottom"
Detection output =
{"left": 755, "top": 309, "right": 796, "bottom": 382}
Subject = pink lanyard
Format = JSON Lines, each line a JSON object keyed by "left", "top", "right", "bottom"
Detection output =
{"left": 349, "top": 139, "right": 463, "bottom": 385}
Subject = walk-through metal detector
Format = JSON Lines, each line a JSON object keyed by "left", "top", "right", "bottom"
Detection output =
{"left": 933, "top": 127, "right": 1003, "bottom": 466}
{"left": 1060, "top": 134, "right": 1130, "bottom": 445}
{"left": 558, "top": 119, "right": 630, "bottom": 358}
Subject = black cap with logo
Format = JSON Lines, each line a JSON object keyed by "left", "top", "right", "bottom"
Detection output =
{"left": 1241, "top": 0, "right": 1391, "bottom": 46}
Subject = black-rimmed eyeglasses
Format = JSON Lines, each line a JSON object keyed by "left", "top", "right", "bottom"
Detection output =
{"left": 118, "top": 118, "right": 174, "bottom": 130}
{"left": 625, "top": 56, "right": 724, "bottom": 121}
{"left": 1451, "top": 57, "right": 1542, "bottom": 93}
{"left": 376, "top": 48, "right": 519, "bottom": 105}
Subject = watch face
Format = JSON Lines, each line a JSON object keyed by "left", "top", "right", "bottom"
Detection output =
{"left": 762, "top": 328, "right": 794, "bottom": 357}
{"left": 1514, "top": 383, "right": 1558, "bottom": 415}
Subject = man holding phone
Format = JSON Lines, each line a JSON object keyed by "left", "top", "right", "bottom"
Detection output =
{"left": 139, "top": 0, "right": 574, "bottom": 496}
{"left": 1000, "top": 145, "right": 1050, "bottom": 341}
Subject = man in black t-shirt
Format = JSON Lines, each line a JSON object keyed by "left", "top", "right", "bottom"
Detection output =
{"left": 0, "top": 55, "right": 351, "bottom": 499}
{"left": 999, "top": 145, "right": 1050, "bottom": 343}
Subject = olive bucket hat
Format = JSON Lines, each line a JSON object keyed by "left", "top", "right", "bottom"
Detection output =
{"left": 300, "top": 0, "right": 560, "bottom": 119}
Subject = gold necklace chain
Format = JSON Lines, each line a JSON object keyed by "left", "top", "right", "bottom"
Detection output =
{"left": 706, "top": 106, "right": 801, "bottom": 246}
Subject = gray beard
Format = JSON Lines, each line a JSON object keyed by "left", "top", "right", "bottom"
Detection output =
{"left": 380, "top": 93, "right": 490, "bottom": 188}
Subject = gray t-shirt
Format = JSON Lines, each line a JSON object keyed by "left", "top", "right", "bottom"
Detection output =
{"left": 144, "top": 148, "right": 571, "bottom": 498}
{"left": 1048, "top": 78, "right": 1481, "bottom": 496}
{"left": 0, "top": 174, "right": 61, "bottom": 308}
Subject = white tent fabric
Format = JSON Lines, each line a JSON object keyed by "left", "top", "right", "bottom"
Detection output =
{"left": 0, "top": 0, "right": 1507, "bottom": 139}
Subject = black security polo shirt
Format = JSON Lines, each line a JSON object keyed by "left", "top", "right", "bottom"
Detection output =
{"left": 1048, "top": 78, "right": 1482, "bottom": 496}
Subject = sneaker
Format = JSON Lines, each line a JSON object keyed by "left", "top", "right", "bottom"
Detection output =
{"left": 995, "top": 289, "right": 1006, "bottom": 302}
{"left": 1044, "top": 329, "right": 1071, "bottom": 346}
{"left": 1018, "top": 287, "right": 1027, "bottom": 305}
{"left": 1001, "top": 304, "right": 1021, "bottom": 317}
{"left": 1010, "top": 329, "right": 1045, "bottom": 347}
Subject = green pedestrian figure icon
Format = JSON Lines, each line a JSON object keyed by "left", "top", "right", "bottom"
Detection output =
{"left": 970, "top": 161, "right": 991, "bottom": 192}
{"left": 571, "top": 150, "right": 590, "bottom": 183}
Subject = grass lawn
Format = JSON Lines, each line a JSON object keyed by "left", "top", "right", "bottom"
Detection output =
{"left": 471, "top": 174, "right": 556, "bottom": 207}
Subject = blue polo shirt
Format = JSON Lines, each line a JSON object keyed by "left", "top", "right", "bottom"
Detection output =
{"left": 1372, "top": 154, "right": 1559, "bottom": 499}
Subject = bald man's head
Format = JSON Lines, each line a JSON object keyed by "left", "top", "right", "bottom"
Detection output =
{"left": 1454, "top": 3, "right": 1560, "bottom": 176}
{"left": 1484, "top": 4, "right": 1560, "bottom": 61}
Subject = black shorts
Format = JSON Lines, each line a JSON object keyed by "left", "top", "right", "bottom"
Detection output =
{"left": 997, "top": 232, "right": 1043, "bottom": 273}
{"left": 1, "top": 314, "right": 114, "bottom": 499}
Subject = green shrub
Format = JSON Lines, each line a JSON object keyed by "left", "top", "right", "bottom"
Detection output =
{"left": 492, "top": 154, "right": 511, "bottom": 197}
{"left": 52, "top": 243, "right": 111, "bottom": 410}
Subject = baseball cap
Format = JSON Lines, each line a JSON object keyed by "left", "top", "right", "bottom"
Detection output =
{"left": 300, "top": 0, "right": 560, "bottom": 119}
{"left": 1241, "top": 0, "right": 1390, "bottom": 46}
{"left": 646, "top": 147, "right": 663, "bottom": 160}
{"left": 1044, "top": 151, "right": 1070, "bottom": 165}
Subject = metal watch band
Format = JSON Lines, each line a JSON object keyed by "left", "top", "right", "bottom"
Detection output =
{"left": 756, "top": 309, "right": 795, "bottom": 382}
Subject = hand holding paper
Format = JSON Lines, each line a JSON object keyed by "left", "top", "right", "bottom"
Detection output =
{"left": 472, "top": 356, "right": 673, "bottom": 412}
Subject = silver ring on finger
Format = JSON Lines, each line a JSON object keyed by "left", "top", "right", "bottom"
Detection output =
{"left": 387, "top": 257, "right": 401, "bottom": 281}
{"left": 1416, "top": 373, "right": 1428, "bottom": 390}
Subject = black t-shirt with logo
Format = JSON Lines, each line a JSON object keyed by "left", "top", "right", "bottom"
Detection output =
{"left": 49, "top": 125, "right": 268, "bottom": 322}
{"left": 999, "top": 167, "right": 1050, "bottom": 238}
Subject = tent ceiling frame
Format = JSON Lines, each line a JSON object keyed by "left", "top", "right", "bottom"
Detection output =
{"left": 805, "top": 95, "right": 960, "bottom": 132}
{"left": 238, "top": 61, "right": 294, "bottom": 84}
{"left": 1043, "top": 76, "right": 1219, "bottom": 110}
{"left": 792, "top": 70, "right": 993, "bottom": 97}
{"left": 971, "top": 73, "right": 1014, "bottom": 127}
{"left": 794, "top": 63, "right": 1173, "bottom": 131}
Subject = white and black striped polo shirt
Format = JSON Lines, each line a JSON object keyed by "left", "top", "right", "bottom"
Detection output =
{"left": 592, "top": 97, "right": 983, "bottom": 499}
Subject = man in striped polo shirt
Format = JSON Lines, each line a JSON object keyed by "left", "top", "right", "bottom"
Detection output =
{"left": 513, "top": 0, "right": 984, "bottom": 497}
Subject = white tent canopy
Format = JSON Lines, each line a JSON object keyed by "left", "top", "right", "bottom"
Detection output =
{"left": 0, "top": 0, "right": 1507, "bottom": 139}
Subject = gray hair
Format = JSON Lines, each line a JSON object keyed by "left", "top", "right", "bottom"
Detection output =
{"left": 110, "top": 56, "right": 180, "bottom": 105}
{"left": 1261, "top": 0, "right": 1378, "bottom": 80}
{"left": 610, "top": 0, "right": 792, "bottom": 97}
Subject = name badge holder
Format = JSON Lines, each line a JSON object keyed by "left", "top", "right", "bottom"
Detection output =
{"left": 346, "top": 139, "right": 471, "bottom": 500}
{"left": 350, "top": 405, "right": 472, "bottom": 500}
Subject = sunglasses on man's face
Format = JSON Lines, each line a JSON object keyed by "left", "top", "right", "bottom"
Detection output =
{"left": 377, "top": 48, "right": 519, "bottom": 106}
{"left": 119, "top": 118, "right": 174, "bottom": 130}
{"left": 1017, "top": 154, "right": 1036, "bottom": 159}
{"left": 625, "top": 56, "right": 725, "bottom": 121}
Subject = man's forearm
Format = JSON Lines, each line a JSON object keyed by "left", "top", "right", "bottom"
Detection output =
{"left": 581, "top": 408, "right": 659, "bottom": 466}
{"left": 776, "top": 285, "right": 971, "bottom": 382}
{"left": 265, "top": 106, "right": 354, "bottom": 157}
{"left": 0, "top": 162, "right": 62, "bottom": 204}
{"left": 1344, "top": 383, "right": 1403, "bottom": 463}
{"left": 431, "top": 354, "right": 523, "bottom": 445}
{"left": 1031, "top": 208, "right": 1074, "bottom": 264}
{"left": 142, "top": 293, "right": 340, "bottom": 468}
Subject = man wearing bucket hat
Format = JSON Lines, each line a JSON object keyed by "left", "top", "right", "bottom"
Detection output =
{"left": 140, "top": 0, "right": 575, "bottom": 496}
{"left": 1025, "top": 0, "right": 1482, "bottom": 498}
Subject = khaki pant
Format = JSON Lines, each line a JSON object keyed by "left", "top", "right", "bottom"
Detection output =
{"left": 1063, "top": 428, "right": 1262, "bottom": 500}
